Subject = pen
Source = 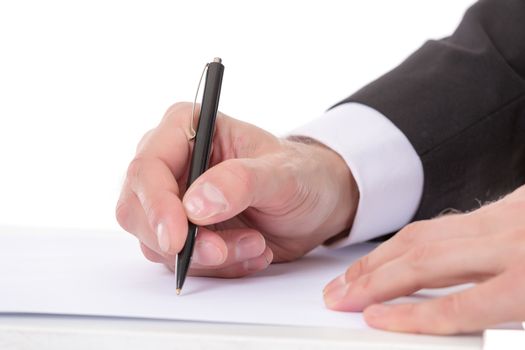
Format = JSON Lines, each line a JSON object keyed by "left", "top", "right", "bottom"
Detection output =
{"left": 176, "top": 57, "right": 225, "bottom": 295}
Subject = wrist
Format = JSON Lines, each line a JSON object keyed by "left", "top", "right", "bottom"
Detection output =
{"left": 286, "top": 136, "right": 359, "bottom": 243}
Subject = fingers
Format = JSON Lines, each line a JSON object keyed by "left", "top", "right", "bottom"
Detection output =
{"left": 117, "top": 156, "right": 188, "bottom": 255}
{"left": 321, "top": 189, "right": 525, "bottom": 334}
{"left": 140, "top": 242, "right": 166, "bottom": 263}
{"left": 189, "top": 247, "right": 273, "bottom": 278}
{"left": 182, "top": 156, "right": 296, "bottom": 226}
{"left": 363, "top": 266, "right": 525, "bottom": 334}
{"left": 117, "top": 102, "right": 197, "bottom": 255}
{"left": 328, "top": 215, "right": 481, "bottom": 289}
{"left": 118, "top": 102, "right": 279, "bottom": 259}
{"left": 189, "top": 227, "right": 267, "bottom": 268}
{"left": 117, "top": 102, "right": 282, "bottom": 279}
{"left": 324, "top": 235, "right": 504, "bottom": 312}
{"left": 117, "top": 190, "right": 159, "bottom": 250}
{"left": 141, "top": 226, "right": 271, "bottom": 278}
{"left": 136, "top": 103, "right": 194, "bottom": 179}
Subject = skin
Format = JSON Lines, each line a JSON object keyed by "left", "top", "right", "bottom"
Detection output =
{"left": 116, "top": 102, "right": 358, "bottom": 277}
{"left": 117, "top": 102, "right": 525, "bottom": 335}
{"left": 324, "top": 186, "right": 525, "bottom": 334}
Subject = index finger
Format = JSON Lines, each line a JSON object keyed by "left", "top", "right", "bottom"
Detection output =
{"left": 136, "top": 102, "right": 194, "bottom": 180}
{"left": 117, "top": 103, "right": 196, "bottom": 254}
{"left": 363, "top": 267, "right": 525, "bottom": 334}
{"left": 117, "top": 156, "right": 188, "bottom": 254}
{"left": 326, "top": 215, "right": 480, "bottom": 291}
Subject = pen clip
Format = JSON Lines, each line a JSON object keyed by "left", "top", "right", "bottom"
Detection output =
{"left": 188, "top": 62, "right": 210, "bottom": 140}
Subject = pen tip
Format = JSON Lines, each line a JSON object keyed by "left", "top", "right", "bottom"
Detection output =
{"left": 176, "top": 288, "right": 181, "bottom": 296}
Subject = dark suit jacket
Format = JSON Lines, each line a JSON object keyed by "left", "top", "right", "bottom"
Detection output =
{"left": 337, "top": 0, "right": 525, "bottom": 222}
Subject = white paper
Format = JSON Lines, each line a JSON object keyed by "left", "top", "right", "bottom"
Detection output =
{"left": 483, "top": 329, "right": 525, "bottom": 350}
{"left": 0, "top": 227, "right": 481, "bottom": 330}
{"left": 0, "top": 227, "right": 375, "bottom": 329}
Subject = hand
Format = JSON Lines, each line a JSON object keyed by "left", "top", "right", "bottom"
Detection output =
{"left": 323, "top": 185, "right": 525, "bottom": 335}
{"left": 116, "top": 102, "right": 358, "bottom": 277}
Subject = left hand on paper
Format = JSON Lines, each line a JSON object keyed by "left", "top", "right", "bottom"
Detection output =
{"left": 324, "top": 185, "right": 525, "bottom": 335}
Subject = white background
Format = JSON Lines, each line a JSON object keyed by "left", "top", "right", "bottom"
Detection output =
{"left": 0, "top": 0, "right": 474, "bottom": 231}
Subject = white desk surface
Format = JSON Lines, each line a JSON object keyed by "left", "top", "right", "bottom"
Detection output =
{"left": 0, "top": 315, "right": 482, "bottom": 350}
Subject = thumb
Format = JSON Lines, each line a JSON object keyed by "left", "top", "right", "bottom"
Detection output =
{"left": 182, "top": 157, "right": 296, "bottom": 225}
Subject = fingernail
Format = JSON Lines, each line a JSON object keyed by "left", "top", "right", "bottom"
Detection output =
{"left": 323, "top": 282, "right": 350, "bottom": 309}
{"left": 157, "top": 222, "right": 170, "bottom": 253}
{"left": 323, "top": 274, "right": 346, "bottom": 294}
{"left": 236, "top": 235, "right": 264, "bottom": 261}
{"left": 192, "top": 240, "right": 225, "bottom": 266}
{"left": 263, "top": 248, "right": 274, "bottom": 265}
{"left": 184, "top": 182, "right": 228, "bottom": 219}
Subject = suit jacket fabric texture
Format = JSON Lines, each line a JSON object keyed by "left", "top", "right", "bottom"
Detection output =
{"left": 337, "top": 0, "right": 525, "bottom": 223}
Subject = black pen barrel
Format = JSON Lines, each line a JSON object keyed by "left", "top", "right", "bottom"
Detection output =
{"left": 176, "top": 59, "right": 224, "bottom": 292}
{"left": 187, "top": 61, "right": 224, "bottom": 185}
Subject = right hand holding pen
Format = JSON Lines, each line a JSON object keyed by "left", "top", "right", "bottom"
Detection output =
{"left": 116, "top": 102, "right": 358, "bottom": 277}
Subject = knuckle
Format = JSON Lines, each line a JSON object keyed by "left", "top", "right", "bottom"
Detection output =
{"left": 397, "top": 222, "right": 424, "bottom": 245}
{"left": 223, "top": 160, "right": 255, "bottom": 193}
{"left": 163, "top": 102, "right": 192, "bottom": 123}
{"left": 358, "top": 273, "right": 374, "bottom": 291}
{"left": 166, "top": 101, "right": 192, "bottom": 114}
{"left": 115, "top": 198, "right": 132, "bottom": 232}
{"left": 229, "top": 132, "right": 261, "bottom": 158}
{"left": 399, "top": 303, "right": 418, "bottom": 320}
{"left": 141, "top": 194, "right": 167, "bottom": 228}
{"left": 126, "top": 156, "right": 146, "bottom": 183}
{"left": 406, "top": 243, "right": 434, "bottom": 265}
{"left": 416, "top": 298, "right": 463, "bottom": 335}
{"left": 345, "top": 256, "right": 370, "bottom": 281}
{"left": 136, "top": 128, "right": 155, "bottom": 153}
{"left": 439, "top": 294, "right": 463, "bottom": 323}
{"left": 399, "top": 304, "right": 430, "bottom": 334}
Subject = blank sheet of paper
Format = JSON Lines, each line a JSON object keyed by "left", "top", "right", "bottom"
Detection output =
{"left": 0, "top": 227, "right": 375, "bottom": 329}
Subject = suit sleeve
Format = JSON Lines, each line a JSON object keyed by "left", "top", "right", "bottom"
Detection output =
{"left": 337, "top": 0, "right": 525, "bottom": 220}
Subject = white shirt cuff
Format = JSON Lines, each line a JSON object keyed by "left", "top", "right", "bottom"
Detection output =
{"left": 289, "top": 102, "right": 424, "bottom": 247}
